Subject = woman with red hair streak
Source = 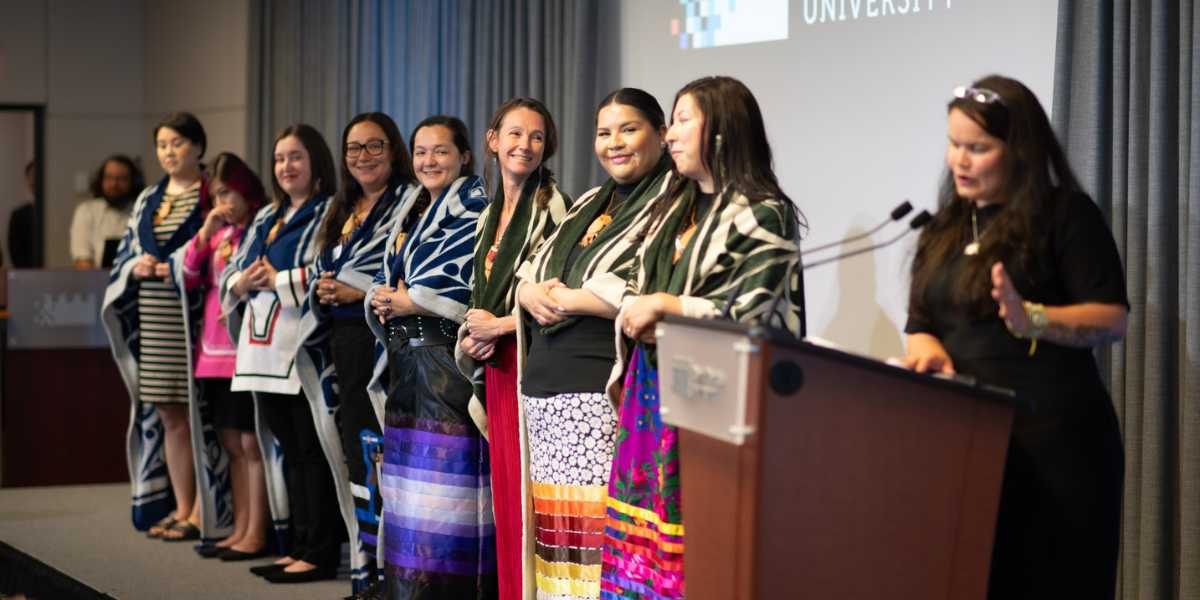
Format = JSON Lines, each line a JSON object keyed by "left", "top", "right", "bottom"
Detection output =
{"left": 182, "top": 152, "right": 269, "bottom": 560}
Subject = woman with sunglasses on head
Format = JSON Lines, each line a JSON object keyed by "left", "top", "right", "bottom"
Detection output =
{"left": 296, "top": 112, "right": 414, "bottom": 589}
{"left": 102, "top": 112, "right": 213, "bottom": 542}
{"left": 220, "top": 124, "right": 342, "bottom": 582}
{"left": 904, "top": 75, "right": 1126, "bottom": 599}
{"left": 456, "top": 97, "right": 570, "bottom": 600}
{"left": 364, "top": 115, "right": 493, "bottom": 598}
{"left": 513, "top": 88, "right": 674, "bottom": 600}
{"left": 603, "top": 76, "right": 805, "bottom": 599}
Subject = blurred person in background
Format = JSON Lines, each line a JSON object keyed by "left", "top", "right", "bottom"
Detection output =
{"left": 72, "top": 154, "right": 144, "bottom": 269}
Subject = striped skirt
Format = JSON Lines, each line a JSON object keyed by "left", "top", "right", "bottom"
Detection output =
{"left": 523, "top": 392, "right": 618, "bottom": 600}
{"left": 137, "top": 278, "right": 189, "bottom": 404}
{"left": 600, "top": 346, "right": 684, "bottom": 600}
{"left": 383, "top": 341, "right": 498, "bottom": 598}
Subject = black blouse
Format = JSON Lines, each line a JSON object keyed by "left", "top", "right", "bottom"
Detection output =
{"left": 905, "top": 192, "right": 1128, "bottom": 425}
{"left": 522, "top": 182, "right": 638, "bottom": 398}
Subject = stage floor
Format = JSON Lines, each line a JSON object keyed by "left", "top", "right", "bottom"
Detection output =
{"left": 0, "top": 483, "right": 346, "bottom": 598}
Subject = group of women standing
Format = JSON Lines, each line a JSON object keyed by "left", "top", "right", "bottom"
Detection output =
{"left": 101, "top": 71, "right": 1127, "bottom": 600}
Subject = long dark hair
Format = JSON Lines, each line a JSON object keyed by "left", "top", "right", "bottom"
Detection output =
{"left": 270, "top": 123, "right": 338, "bottom": 210}
{"left": 89, "top": 154, "right": 145, "bottom": 208}
{"left": 483, "top": 97, "right": 558, "bottom": 209}
{"left": 318, "top": 112, "right": 414, "bottom": 249}
{"left": 648, "top": 76, "right": 804, "bottom": 234}
{"left": 910, "top": 74, "right": 1082, "bottom": 316}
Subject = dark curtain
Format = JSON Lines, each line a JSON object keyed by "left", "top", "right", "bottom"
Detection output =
{"left": 1053, "top": 2, "right": 1200, "bottom": 598}
{"left": 247, "top": 0, "right": 616, "bottom": 197}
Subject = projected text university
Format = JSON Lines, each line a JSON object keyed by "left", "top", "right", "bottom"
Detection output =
{"left": 803, "top": 0, "right": 954, "bottom": 24}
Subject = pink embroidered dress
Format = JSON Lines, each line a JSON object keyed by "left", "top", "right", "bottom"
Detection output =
{"left": 183, "top": 224, "right": 246, "bottom": 377}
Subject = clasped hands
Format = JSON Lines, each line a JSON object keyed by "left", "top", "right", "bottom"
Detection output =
{"left": 230, "top": 257, "right": 279, "bottom": 297}
{"left": 517, "top": 278, "right": 594, "bottom": 326}
{"left": 132, "top": 254, "right": 169, "bottom": 281}
{"left": 315, "top": 272, "right": 364, "bottom": 307}
{"left": 369, "top": 281, "right": 414, "bottom": 323}
{"left": 459, "top": 308, "right": 508, "bottom": 361}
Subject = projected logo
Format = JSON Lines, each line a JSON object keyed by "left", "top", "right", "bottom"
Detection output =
{"left": 671, "top": 0, "right": 789, "bottom": 49}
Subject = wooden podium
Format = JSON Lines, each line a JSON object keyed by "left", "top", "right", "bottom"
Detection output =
{"left": 655, "top": 316, "right": 1016, "bottom": 600}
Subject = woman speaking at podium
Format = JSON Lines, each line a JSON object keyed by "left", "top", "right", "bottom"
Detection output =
{"left": 904, "top": 75, "right": 1126, "bottom": 599}
{"left": 605, "top": 76, "right": 805, "bottom": 599}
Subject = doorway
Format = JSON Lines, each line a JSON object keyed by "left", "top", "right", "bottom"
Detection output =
{"left": 0, "top": 105, "right": 44, "bottom": 269}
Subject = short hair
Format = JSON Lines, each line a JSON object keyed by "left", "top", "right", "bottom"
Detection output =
{"left": 89, "top": 155, "right": 145, "bottom": 199}
{"left": 153, "top": 112, "right": 207, "bottom": 159}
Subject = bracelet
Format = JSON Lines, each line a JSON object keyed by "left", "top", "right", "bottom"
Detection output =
{"left": 1022, "top": 301, "right": 1048, "bottom": 356}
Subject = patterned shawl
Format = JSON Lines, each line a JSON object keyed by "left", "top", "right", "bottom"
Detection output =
{"left": 100, "top": 177, "right": 229, "bottom": 536}
{"left": 518, "top": 155, "right": 673, "bottom": 335}
{"left": 293, "top": 182, "right": 411, "bottom": 589}
{"left": 455, "top": 173, "right": 570, "bottom": 435}
{"left": 216, "top": 193, "right": 332, "bottom": 553}
{"left": 607, "top": 182, "right": 806, "bottom": 400}
{"left": 364, "top": 175, "right": 487, "bottom": 414}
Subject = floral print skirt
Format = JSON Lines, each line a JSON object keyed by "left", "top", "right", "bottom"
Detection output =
{"left": 524, "top": 391, "right": 618, "bottom": 599}
{"left": 600, "top": 346, "right": 684, "bottom": 599}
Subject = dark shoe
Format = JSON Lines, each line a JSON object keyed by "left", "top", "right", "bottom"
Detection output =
{"left": 194, "top": 543, "right": 226, "bottom": 558}
{"left": 219, "top": 547, "right": 270, "bottom": 561}
{"left": 146, "top": 515, "right": 177, "bottom": 539}
{"left": 161, "top": 520, "right": 200, "bottom": 542}
{"left": 249, "top": 563, "right": 288, "bottom": 577}
{"left": 263, "top": 566, "right": 337, "bottom": 584}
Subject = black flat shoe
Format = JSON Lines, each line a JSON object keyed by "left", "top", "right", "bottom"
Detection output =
{"left": 249, "top": 563, "right": 288, "bottom": 577}
{"left": 263, "top": 566, "right": 337, "bottom": 584}
{"left": 219, "top": 547, "right": 271, "bottom": 561}
{"left": 194, "top": 543, "right": 226, "bottom": 558}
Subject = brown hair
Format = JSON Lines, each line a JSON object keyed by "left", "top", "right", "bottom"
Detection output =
{"left": 483, "top": 97, "right": 558, "bottom": 209}
{"left": 270, "top": 123, "right": 338, "bottom": 210}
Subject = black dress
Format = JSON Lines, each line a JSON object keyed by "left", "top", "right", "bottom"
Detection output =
{"left": 906, "top": 192, "right": 1126, "bottom": 600}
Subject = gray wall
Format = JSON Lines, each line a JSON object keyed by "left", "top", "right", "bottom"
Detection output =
{"left": 0, "top": 0, "right": 249, "bottom": 268}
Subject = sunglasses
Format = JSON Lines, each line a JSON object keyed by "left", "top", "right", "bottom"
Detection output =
{"left": 952, "top": 86, "right": 1005, "bottom": 106}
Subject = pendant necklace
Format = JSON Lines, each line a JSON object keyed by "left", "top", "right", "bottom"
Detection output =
{"left": 580, "top": 190, "right": 620, "bottom": 248}
{"left": 964, "top": 208, "right": 981, "bottom": 256}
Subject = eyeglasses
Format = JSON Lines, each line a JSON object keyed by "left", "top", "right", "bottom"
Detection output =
{"left": 346, "top": 140, "right": 389, "bottom": 158}
{"left": 952, "top": 85, "right": 1005, "bottom": 106}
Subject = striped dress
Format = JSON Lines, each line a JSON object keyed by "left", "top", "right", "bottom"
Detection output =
{"left": 137, "top": 188, "right": 199, "bottom": 404}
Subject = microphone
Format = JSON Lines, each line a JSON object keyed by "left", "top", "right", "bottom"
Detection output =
{"left": 801, "top": 201, "right": 913, "bottom": 257}
{"left": 802, "top": 210, "right": 933, "bottom": 270}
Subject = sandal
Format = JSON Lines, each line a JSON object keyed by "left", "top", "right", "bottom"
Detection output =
{"left": 146, "top": 515, "right": 178, "bottom": 539}
{"left": 161, "top": 520, "right": 200, "bottom": 542}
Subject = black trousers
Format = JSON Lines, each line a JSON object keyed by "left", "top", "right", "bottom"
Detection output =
{"left": 330, "top": 317, "right": 384, "bottom": 573}
{"left": 258, "top": 391, "right": 345, "bottom": 567}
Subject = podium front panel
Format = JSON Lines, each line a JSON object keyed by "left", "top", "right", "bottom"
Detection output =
{"left": 656, "top": 322, "right": 754, "bottom": 445}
